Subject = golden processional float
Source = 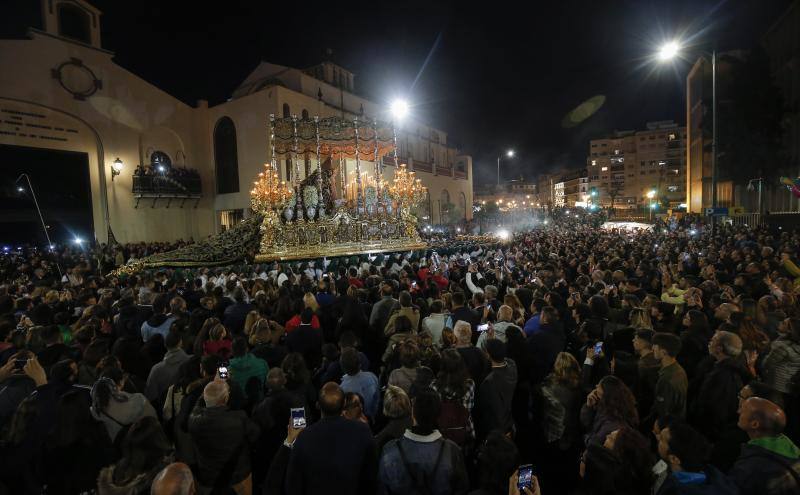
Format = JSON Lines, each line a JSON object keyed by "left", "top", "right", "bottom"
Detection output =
{"left": 251, "top": 114, "right": 427, "bottom": 261}
{"left": 113, "top": 114, "right": 428, "bottom": 274}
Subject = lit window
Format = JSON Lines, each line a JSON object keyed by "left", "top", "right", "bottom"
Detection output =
{"left": 668, "top": 133, "right": 676, "bottom": 140}
{"left": 614, "top": 149, "right": 620, "bottom": 155}
{"left": 668, "top": 186, "right": 679, "bottom": 192}
{"left": 591, "top": 160, "right": 597, "bottom": 166}
{"left": 601, "top": 166, "right": 608, "bottom": 171}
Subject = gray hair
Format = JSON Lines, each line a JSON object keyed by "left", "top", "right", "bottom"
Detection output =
{"left": 485, "top": 285, "right": 498, "bottom": 298}
{"left": 453, "top": 320, "right": 472, "bottom": 344}
{"left": 716, "top": 330, "right": 743, "bottom": 357}
{"left": 203, "top": 380, "right": 230, "bottom": 407}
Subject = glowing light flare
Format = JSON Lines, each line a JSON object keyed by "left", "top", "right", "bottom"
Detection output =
{"left": 390, "top": 99, "right": 409, "bottom": 120}
{"left": 658, "top": 41, "right": 680, "bottom": 61}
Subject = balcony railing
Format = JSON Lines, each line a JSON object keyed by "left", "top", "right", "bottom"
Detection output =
{"left": 436, "top": 164, "right": 452, "bottom": 175}
{"left": 132, "top": 175, "right": 202, "bottom": 208}
{"left": 454, "top": 169, "right": 468, "bottom": 179}
{"left": 413, "top": 161, "right": 433, "bottom": 173}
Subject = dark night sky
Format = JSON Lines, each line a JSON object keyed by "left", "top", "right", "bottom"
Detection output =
{"left": 2, "top": 0, "right": 793, "bottom": 185}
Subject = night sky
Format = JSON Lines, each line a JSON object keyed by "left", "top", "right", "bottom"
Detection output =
{"left": 2, "top": 0, "right": 793, "bottom": 185}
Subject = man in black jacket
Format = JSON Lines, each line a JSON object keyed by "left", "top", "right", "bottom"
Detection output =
{"left": 729, "top": 397, "right": 800, "bottom": 495}
{"left": 286, "top": 382, "right": 378, "bottom": 495}
{"left": 189, "top": 379, "right": 260, "bottom": 494}
{"left": 689, "top": 331, "right": 751, "bottom": 470}
{"left": 527, "top": 307, "right": 565, "bottom": 384}
{"left": 476, "top": 339, "right": 518, "bottom": 440}
{"left": 286, "top": 308, "right": 323, "bottom": 370}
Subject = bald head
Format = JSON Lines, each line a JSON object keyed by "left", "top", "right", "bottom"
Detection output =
{"left": 738, "top": 397, "right": 787, "bottom": 439}
{"left": 319, "top": 381, "right": 344, "bottom": 417}
{"left": 151, "top": 462, "right": 195, "bottom": 495}
{"left": 203, "top": 380, "right": 229, "bottom": 407}
{"left": 716, "top": 303, "right": 738, "bottom": 320}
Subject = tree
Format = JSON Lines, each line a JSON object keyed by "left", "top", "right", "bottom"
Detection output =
{"left": 608, "top": 186, "right": 623, "bottom": 214}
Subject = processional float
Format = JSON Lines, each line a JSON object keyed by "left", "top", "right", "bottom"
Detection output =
{"left": 113, "top": 114, "right": 427, "bottom": 273}
{"left": 251, "top": 114, "right": 427, "bottom": 261}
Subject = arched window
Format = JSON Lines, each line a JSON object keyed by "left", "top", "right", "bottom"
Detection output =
{"left": 150, "top": 151, "right": 172, "bottom": 173}
{"left": 301, "top": 109, "right": 309, "bottom": 120}
{"left": 58, "top": 3, "right": 91, "bottom": 44}
{"left": 214, "top": 117, "right": 239, "bottom": 194}
{"left": 282, "top": 104, "right": 291, "bottom": 118}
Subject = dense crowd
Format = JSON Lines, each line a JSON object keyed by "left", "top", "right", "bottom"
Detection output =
{"left": 1, "top": 214, "right": 800, "bottom": 495}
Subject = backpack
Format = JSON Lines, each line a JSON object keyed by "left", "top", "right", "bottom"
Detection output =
{"left": 437, "top": 399, "right": 470, "bottom": 447}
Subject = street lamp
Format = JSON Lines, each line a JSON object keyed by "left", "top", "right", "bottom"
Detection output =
{"left": 656, "top": 39, "right": 717, "bottom": 224}
{"left": 390, "top": 99, "right": 409, "bottom": 121}
{"left": 647, "top": 189, "right": 657, "bottom": 221}
{"left": 14, "top": 174, "right": 61, "bottom": 273}
{"left": 497, "top": 149, "right": 515, "bottom": 187}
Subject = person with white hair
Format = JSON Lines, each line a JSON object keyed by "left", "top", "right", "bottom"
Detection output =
{"left": 476, "top": 305, "right": 521, "bottom": 351}
{"left": 188, "top": 379, "right": 260, "bottom": 494}
{"left": 688, "top": 330, "right": 750, "bottom": 465}
{"left": 454, "top": 320, "right": 489, "bottom": 384}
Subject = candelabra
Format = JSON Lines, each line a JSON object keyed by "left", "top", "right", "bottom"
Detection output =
{"left": 388, "top": 164, "right": 426, "bottom": 211}
{"left": 250, "top": 164, "right": 294, "bottom": 213}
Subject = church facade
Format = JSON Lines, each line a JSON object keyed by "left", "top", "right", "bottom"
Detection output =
{"left": 0, "top": 0, "right": 473, "bottom": 244}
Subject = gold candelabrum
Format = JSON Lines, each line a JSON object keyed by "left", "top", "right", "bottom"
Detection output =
{"left": 388, "top": 163, "right": 426, "bottom": 211}
{"left": 250, "top": 163, "right": 294, "bottom": 213}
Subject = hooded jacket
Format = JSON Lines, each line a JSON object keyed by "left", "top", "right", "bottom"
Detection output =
{"left": 140, "top": 313, "right": 175, "bottom": 342}
{"left": 144, "top": 348, "right": 189, "bottom": 402}
{"left": 91, "top": 388, "right": 158, "bottom": 442}
{"left": 729, "top": 434, "right": 800, "bottom": 495}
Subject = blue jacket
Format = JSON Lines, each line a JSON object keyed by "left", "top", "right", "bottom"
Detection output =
{"left": 379, "top": 430, "right": 469, "bottom": 495}
{"left": 341, "top": 371, "right": 380, "bottom": 419}
{"left": 656, "top": 466, "right": 739, "bottom": 495}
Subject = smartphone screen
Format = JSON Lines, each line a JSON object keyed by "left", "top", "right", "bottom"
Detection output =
{"left": 518, "top": 464, "right": 533, "bottom": 490}
{"left": 291, "top": 407, "right": 307, "bottom": 429}
{"left": 593, "top": 341, "right": 603, "bottom": 355}
{"left": 477, "top": 323, "right": 489, "bottom": 333}
{"left": 218, "top": 366, "right": 229, "bottom": 380}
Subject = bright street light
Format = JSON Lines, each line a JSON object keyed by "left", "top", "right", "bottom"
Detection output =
{"left": 506, "top": 150, "right": 515, "bottom": 158}
{"left": 646, "top": 190, "right": 656, "bottom": 199}
{"left": 17, "top": 186, "right": 24, "bottom": 192}
{"left": 73, "top": 237, "right": 83, "bottom": 245}
{"left": 390, "top": 99, "right": 409, "bottom": 120}
{"left": 658, "top": 41, "right": 680, "bottom": 61}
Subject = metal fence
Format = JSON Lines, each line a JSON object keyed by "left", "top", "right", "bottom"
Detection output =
{"left": 132, "top": 175, "right": 201, "bottom": 196}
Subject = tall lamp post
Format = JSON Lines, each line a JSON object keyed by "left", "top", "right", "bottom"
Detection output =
{"left": 656, "top": 40, "right": 717, "bottom": 229}
{"left": 15, "top": 174, "right": 62, "bottom": 277}
{"left": 497, "top": 149, "right": 515, "bottom": 187}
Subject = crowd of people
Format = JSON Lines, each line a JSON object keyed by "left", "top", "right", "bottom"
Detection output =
{"left": 134, "top": 164, "right": 200, "bottom": 180}
{"left": 1, "top": 213, "right": 800, "bottom": 495}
